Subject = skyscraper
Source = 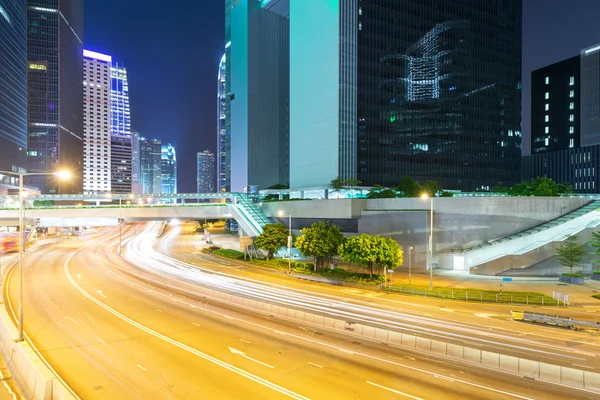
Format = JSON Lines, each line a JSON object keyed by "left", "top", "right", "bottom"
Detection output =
{"left": 226, "top": 0, "right": 289, "bottom": 191}
{"left": 161, "top": 143, "right": 177, "bottom": 195}
{"left": 83, "top": 50, "right": 111, "bottom": 194}
{"left": 197, "top": 150, "right": 215, "bottom": 194}
{"left": 217, "top": 53, "right": 230, "bottom": 192}
{"left": 110, "top": 134, "right": 132, "bottom": 194}
{"left": 111, "top": 62, "right": 130, "bottom": 137}
{"left": 27, "top": 0, "right": 84, "bottom": 193}
{"left": 139, "top": 138, "right": 162, "bottom": 194}
{"left": 0, "top": 0, "right": 27, "bottom": 180}
{"left": 289, "top": 1, "right": 522, "bottom": 191}
{"left": 130, "top": 129, "right": 140, "bottom": 183}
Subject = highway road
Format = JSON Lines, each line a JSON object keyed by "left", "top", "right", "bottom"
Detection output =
{"left": 151, "top": 224, "right": 600, "bottom": 373}
{"left": 0, "top": 226, "right": 592, "bottom": 399}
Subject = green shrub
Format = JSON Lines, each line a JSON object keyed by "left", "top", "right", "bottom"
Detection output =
{"left": 214, "top": 248, "right": 245, "bottom": 260}
{"left": 593, "top": 294, "right": 600, "bottom": 300}
{"left": 561, "top": 273, "right": 583, "bottom": 277}
{"left": 593, "top": 271, "right": 600, "bottom": 275}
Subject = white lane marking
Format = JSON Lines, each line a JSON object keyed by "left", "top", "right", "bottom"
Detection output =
{"left": 572, "top": 364, "right": 595, "bottom": 369}
{"left": 240, "top": 339, "right": 251, "bottom": 344}
{"left": 97, "top": 337, "right": 105, "bottom": 344}
{"left": 192, "top": 322, "right": 200, "bottom": 327}
{"left": 155, "top": 308, "right": 162, "bottom": 313}
{"left": 65, "top": 316, "right": 78, "bottom": 324}
{"left": 76, "top": 274, "right": 81, "bottom": 279}
{"left": 84, "top": 312, "right": 95, "bottom": 324}
{"left": 474, "top": 313, "right": 492, "bottom": 319}
{"left": 439, "top": 308, "right": 453, "bottom": 313}
{"left": 95, "top": 246, "right": 539, "bottom": 400}
{"left": 274, "top": 330, "right": 286, "bottom": 336}
{"left": 434, "top": 374, "right": 455, "bottom": 382}
{"left": 96, "top": 290, "right": 107, "bottom": 298}
{"left": 64, "top": 253, "right": 309, "bottom": 400}
{"left": 137, "top": 364, "right": 147, "bottom": 371}
{"left": 228, "top": 347, "right": 274, "bottom": 369}
{"left": 224, "top": 315, "right": 234, "bottom": 320}
{"left": 366, "top": 381, "right": 424, "bottom": 400}
{"left": 308, "top": 362, "right": 323, "bottom": 368}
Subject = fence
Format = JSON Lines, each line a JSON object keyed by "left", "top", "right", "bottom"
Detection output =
{"left": 384, "top": 285, "right": 560, "bottom": 306}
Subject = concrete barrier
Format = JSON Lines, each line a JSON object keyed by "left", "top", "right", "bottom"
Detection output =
{"left": 1, "top": 253, "right": 77, "bottom": 399}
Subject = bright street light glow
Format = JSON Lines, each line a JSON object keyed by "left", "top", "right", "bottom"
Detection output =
{"left": 278, "top": 210, "right": 285, "bottom": 217}
{"left": 54, "top": 170, "right": 72, "bottom": 180}
{"left": 420, "top": 193, "right": 429, "bottom": 199}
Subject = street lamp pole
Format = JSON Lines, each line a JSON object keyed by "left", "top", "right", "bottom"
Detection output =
{"left": 0, "top": 170, "right": 71, "bottom": 342}
{"left": 409, "top": 246, "right": 413, "bottom": 285}
{"left": 429, "top": 196, "right": 434, "bottom": 290}
{"left": 287, "top": 213, "right": 292, "bottom": 274}
{"left": 119, "top": 197, "right": 122, "bottom": 255}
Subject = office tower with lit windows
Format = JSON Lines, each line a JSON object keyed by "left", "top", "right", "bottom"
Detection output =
{"left": 161, "top": 143, "right": 177, "bottom": 195}
{"left": 27, "top": 0, "right": 84, "bottom": 193}
{"left": 110, "top": 134, "right": 132, "bottom": 194}
{"left": 83, "top": 50, "right": 111, "bottom": 194}
{"left": 130, "top": 129, "right": 140, "bottom": 183}
{"left": 111, "top": 63, "right": 130, "bottom": 137}
{"left": 225, "top": 0, "right": 289, "bottom": 191}
{"left": 197, "top": 150, "right": 215, "bottom": 193}
{"left": 140, "top": 138, "right": 162, "bottom": 194}
{"left": 217, "top": 53, "right": 230, "bottom": 192}
{"left": 289, "top": 1, "right": 522, "bottom": 191}
{"left": 523, "top": 43, "right": 600, "bottom": 193}
{"left": 0, "top": 0, "right": 28, "bottom": 183}
{"left": 530, "top": 56, "right": 580, "bottom": 153}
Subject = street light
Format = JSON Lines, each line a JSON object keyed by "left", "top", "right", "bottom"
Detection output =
{"left": 420, "top": 193, "right": 434, "bottom": 290}
{"left": 0, "top": 169, "right": 71, "bottom": 342}
{"left": 278, "top": 210, "right": 292, "bottom": 274}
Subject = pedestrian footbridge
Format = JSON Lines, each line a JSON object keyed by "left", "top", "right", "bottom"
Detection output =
{"left": 0, "top": 192, "right": 271, "bottom": 237}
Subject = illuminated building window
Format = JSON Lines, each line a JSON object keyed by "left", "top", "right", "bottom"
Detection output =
{"left": 545, "top": 76, "right": 549, "bottom": 84}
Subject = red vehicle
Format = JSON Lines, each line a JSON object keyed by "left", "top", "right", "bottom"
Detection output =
{"left": 0, "top": 234, "right": 18, "bottom": 253}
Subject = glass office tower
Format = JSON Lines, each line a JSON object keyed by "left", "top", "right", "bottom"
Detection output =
{"left": 111, "top": 62, "right": 130, "bottom": 137}
{"left": 217, "top": 54, "right": 230, "bottom": 192}
{"left": 290, "top": 1, "right": 522, "bottom": 191}
{"left": 197, "top": 150, "right": 215, "bottom": 193}
{"left": 27, "top": 0, "right": 84, "bottom": 193}
{"left": 161, "top": 143, "right": 177, "bottom": 195}
{"left": 0, "top": 0, "right": 27, "bottom": 181}
{"left": 140, "top": 138, "right": 162, "bottom": 194}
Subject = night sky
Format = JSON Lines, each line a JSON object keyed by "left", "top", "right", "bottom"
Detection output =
{"left": 83, "top": 1, "right": 600, "bottom": 192}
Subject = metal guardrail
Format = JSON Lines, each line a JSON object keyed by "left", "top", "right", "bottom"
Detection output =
{"left": 511, "top": 311, "right": 600, "bottom": 332}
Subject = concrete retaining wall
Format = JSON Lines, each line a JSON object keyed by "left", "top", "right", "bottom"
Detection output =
{"left": 1, "top": 256, "right": 77, "bottom": 399}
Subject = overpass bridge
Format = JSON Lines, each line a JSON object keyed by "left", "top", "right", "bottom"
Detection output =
{"left": 0, "top": 192, "right": 271, "bottom": 237}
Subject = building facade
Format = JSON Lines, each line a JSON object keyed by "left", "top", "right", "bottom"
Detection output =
{"left": 160, "top": 143, "right": 177, "bottom": 195}
{"left": 82, "top": 50, "right": 111, "bottom": 194}
{"left": 197, "top": 150, "right": 215, "bottom": 193}
{"left": 531, "top": 56, "right": 580, "bottom": 154}
{"left": 289, "top": 1, "right": 522, "bottom": 191}
{"left": 524, "top": 43, "right": 600, "bottom": 194}
{"left": 110, "top": 133, "right": 132, "bottom": 194}
{"left": 130, "top": 129, "right": 140, "bottom": 183}
{"left": 0, "top": 0, "right": 28, "bottom": 181}
{"left": 111, "top": 62, "right": 130, "bottom": 137}
{"left": 217, "top": 53, "right": 230, "bottom": 192}
{"left": 27, "top": 0, "right": 84, "bottom": 193}
{"left": 226, "top": 0, "right": 289, "bottom": 191}
{"left": 139, "top": 138, "right": 162, "bottom": 194}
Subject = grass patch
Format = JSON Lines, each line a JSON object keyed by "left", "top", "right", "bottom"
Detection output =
{"left": 385, "top": 284, "right": 558, "bottom": 306}
{"left": 593, "top": 294, "right": 600, "bottom": 300}
{"left": 213, "top": 248, "right": 245, "bottom": 260}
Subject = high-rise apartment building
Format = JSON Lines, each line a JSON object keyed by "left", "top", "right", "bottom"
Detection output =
{"left": 217, "top": 53, "right": 230, "bottom": 192}
{"left": 139, "top": 138, "right": 161, "bottom": 194}
{"left": 83, "top": 50, "right": 111, "bottom": 194}
{"left": 130, "top": 129, "right": 140, "bottom": 183}
{"left": 523, "top": 43, "right": 600, "bottom": 193}
{"left": 161, "top": 143, "right": 177, "bottom": 195}
{"left": 110, "top": 134, "right": 132, "bottom": 194}
{"left": 531, "top": 56, "right": 580, "bottom": 153}
{"left": 226, "top": 0, "right": 289, "bottom": 191}
{"left": 111, "top": 62, "right": 130, "bottom": 137}
{"left": 27, "top": 0, "right": 84, "bottom": 193}
{"left": 0, "top": 0, "right": 27, "bottom": 181}
{"left": 197, "top": 150, "right": 215, "bottom": 193}
{"left": 289, "top": 1, "right": 522, "bottom": 191}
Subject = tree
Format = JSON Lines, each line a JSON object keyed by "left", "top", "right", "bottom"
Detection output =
{"left": 338, "top": 234, "right": 403, "bottom": 277}
{"left": 557, "top": 183, "right": 573, "bottom": 195}
{"left": 253, "top": 224, "right": 293, "bottom": 260}
{"left": 295, "top": 221, "right": 344, "bottom": 271}
{"left": 343, "top": 178, "right": 362, "bottom": 190}
{"left": 397, "top": 177, "right": 421, "bottom": 198}
{"left": 440, "top": 191, "right": 454, "bottom": 197}
{"left": 556, "top": 235, "right": 586, "bottom": 276}
{"left": 367, "top": 185, "right": 397, "bottom": 199}
{"left": 421, "top": 180, "right": 442, "bottom": 197}
{"left": 266, "top": 183, "right": 289, "bottom": 190}
{"left": 589, "top": 231, "right": 600, "bottom": 272}
{"left": 329, "top": 177, "right": 345, "bottom": 194}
